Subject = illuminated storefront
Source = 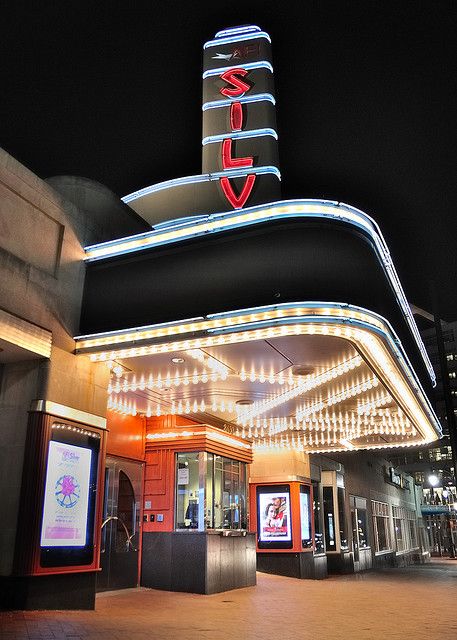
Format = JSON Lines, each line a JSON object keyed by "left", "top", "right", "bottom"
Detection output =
{"left": 0, "top": 25, "right": 441, "bottom": 608}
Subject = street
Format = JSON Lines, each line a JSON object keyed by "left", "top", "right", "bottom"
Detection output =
{"left": 1, "top": 560, "right": 456, "bottom": 640}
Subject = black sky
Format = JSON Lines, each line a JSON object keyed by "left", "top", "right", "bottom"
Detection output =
{"left": 2, "top": 2, "right": 457, "bottom": 319}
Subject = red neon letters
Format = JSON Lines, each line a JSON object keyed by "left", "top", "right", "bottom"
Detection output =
{"left": 230, "top": 101, "right": 243, "bottom": 131}
{"left": 221, "top": 139, "right": 253, "bottom": 170}
{"left": 219, "top": 68, "right": 250, "bottom": 97}
{"left": 219, "top": 68, "right": 256, "bottom": 209}
{"left": 220, "top": 175, "right": 256, "bottom": 209}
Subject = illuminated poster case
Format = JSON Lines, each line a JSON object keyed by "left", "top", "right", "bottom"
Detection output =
{"left": 39, "top": 424, "right": 101, "bottom": 568}
{"left": 256, "top": 484, "right": 293, "bottom": 549}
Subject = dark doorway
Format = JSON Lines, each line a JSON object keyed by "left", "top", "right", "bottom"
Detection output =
{"left": 97, "top": 457, "right": 143, "bottom": 591}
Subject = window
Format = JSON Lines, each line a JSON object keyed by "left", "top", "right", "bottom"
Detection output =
{"left": 337, "top": 486, "right": 349, "bottom": 550}
{"left": 392, "top": 506, "right": 405, "bottom": 552}
{"left": 312, "top": 481, "right": 325, "bottom": 554}
{"left": 176, "top": 452, "right": 201, "bottom": 529}
{"left": 175, "top": 452, "right": 247, "bottom": 531}
{"left": 392, "top": 506, "right": 419, "bottom": 552}
{"left": 323, "top": 487, "right": 336, "bottom": 549}
{"left": 372, "top": 501, "right": 392, "bottom": 553}
{"left": 350, "top": 496, "right": 369, "bottom": 561}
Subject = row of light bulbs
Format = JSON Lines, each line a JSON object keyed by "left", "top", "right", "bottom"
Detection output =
{"left": 239, "top": 354, "right": 363, "bottom": 385}
{"left": 251, "top": 429, "right": 419, "bottom": 452}
{"left": 108, "top": 353, "right": 363, "bottom": 395}
{"left": 91, "top": 322, "right": 363, "bottom": 363}
{"left": 233, "top": 355, "right": 364, "bottom": 424}
{"left": 232, "top": 414, "right": 414, "bottom": 440}
{"left": 295, "top": 377, "right": 379, "bottom": 421}
{"left": 357, "top": 393, "right": 393, "bottom": 415}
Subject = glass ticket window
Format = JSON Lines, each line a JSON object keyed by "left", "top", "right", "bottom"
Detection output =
{"left": 175, "top": 452, "right": 247, "bottom": 531}
{"left": 176, "top": 452, "right": 201, "bottom": 529}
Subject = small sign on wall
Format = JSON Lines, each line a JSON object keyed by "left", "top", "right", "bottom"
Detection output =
{"left": 178, "top": 467, "right": 189, "bottom": 485}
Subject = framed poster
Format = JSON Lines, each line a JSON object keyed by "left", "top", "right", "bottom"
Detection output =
{"left": 300, "top": 485, "right": 312, "bottom": 549}
{"left": 256, "top": 485, "right": 292, "bottom": 549}
{"left": 40, "top": 441, "right": 92, "bottom": 547}
{"left": 40, "top": 424, "right": 101, "bottom": 567}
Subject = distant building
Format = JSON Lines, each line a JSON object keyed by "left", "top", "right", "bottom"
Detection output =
{"left": 389, "top": 313, "right": 457, "bottom": 554}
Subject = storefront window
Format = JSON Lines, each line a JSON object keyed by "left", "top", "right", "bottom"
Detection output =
{"left": 357, "top": 507, "right": 369, "bottom": 549}
{"left": 350, "top": 496, "right": 369, "bottom": 553}
{"left": 175, "top": 452, "right": 247, "bottom": 531}
{"left": 372, "top": 501, "right": 392, "bottom": 553}
{"left": 392, "top": 507, "right": 407, "bottom": 552}
{"left": 337, "top": 486, "right": 349, "bottom": 550}
{"left": 392, "top": 506, "right": 419, "bottom": 552}
{"left": 323, "top": 487, "right": 336, "bottom": 549}
{"left": 312, "top": 481, "right": 325, "bottom": 554}
{"left": 409, "top": 518, "right": 418, "bottom": 548}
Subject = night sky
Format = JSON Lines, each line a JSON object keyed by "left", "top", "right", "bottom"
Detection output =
{"left": 2, "top": 2, "right": 457, "bottom": 319}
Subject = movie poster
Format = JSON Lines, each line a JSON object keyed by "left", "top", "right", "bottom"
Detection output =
{"left": 40, "top": 441, "right": 92, "bottom": 547}
{"left": 300, "top": 489, "right": 311, "bottom": 541}
{"left": 258, "top": 490, "right": 291, "bottom": 542}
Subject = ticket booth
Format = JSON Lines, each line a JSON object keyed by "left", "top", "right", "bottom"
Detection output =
{"left": 140, "top": 421, "right": 256, "bottom": 594}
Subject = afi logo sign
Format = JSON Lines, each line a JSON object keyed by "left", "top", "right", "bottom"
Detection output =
{"left": 219, "top": 68, "right": 256, "bottom": 209}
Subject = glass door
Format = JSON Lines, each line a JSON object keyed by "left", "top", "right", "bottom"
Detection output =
{"left": 97, "top": 457, "right": 143, "bottom": 592}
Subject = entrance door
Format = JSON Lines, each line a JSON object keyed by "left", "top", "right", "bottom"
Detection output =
{"left": 97, "top": 457, "right": 143, "bottom": 591}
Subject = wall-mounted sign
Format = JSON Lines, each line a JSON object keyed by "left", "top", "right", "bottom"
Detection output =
{"left": 177, "top": 467, "right": 190, "bottom": 485}
{"left": 202, "top": 26, "right": 280, "bottom": 210}
{"left": 40, "top": 441, "right": 92, "bottom": 547}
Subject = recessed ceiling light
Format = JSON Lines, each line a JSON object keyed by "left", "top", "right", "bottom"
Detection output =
{"left": 236, "top": 399, "right": 254, "bottom": 406}
{"left": 171, "top": 357, "right": 185, "bottom": 364}
{"left": 291, "top": 364, "right": 315, "bottom": 376}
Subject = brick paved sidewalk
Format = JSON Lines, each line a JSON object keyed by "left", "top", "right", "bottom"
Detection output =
{"left": 1, "top": 561, "right": 457, "bottom": 640}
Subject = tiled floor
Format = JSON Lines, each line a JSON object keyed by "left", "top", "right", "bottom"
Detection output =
{"left": 1, "top": 560, "right": 457, "bottom": 639}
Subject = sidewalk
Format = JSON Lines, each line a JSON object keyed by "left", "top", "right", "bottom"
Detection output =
{"left": 1, "top": 562, "right": 457, "bottom": 640}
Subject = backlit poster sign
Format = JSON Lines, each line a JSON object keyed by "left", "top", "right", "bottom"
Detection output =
{"left": 300, "top": 489, "right": 310, "bottom": 540}
{"left": 258, "top": 490, "right": 291, "bottom": 543}
{"left": 40, "top": 441, "right": 92, "bottom": 547}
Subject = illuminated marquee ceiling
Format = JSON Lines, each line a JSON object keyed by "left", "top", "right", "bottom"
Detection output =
{"left": 75, "top": 303, "right": 441, "bottom": 454}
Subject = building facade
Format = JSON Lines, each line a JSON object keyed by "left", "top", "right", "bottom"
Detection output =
{"left": 0, "top": 26, "right": 441, "bottom": 610}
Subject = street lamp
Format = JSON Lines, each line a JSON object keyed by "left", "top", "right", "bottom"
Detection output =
{"left": 428, "top": 474, "right": 439, "bottom": 487}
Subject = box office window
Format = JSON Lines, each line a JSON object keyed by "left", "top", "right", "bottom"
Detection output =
{"left": 175, "top": 452, "right": 247, "bottom": 531}
{"left": 372, "top": 501, "right": 392, "bottom": 553}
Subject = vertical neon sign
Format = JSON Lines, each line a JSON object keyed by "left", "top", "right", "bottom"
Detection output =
{"left": 219, "top": 68, "right": 256, "bottom": 209}
{"left": 202, "top": 26, "right": 281, "bottom": 211}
